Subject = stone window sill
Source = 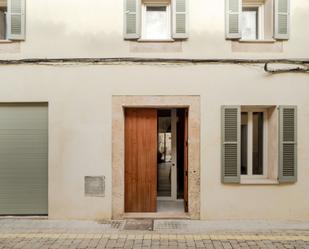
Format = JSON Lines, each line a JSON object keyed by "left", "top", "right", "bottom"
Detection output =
{"left": 130, "top": 39, "right": 182, "bottom": 52}
{"left": 232, "top": 40, "right": 283, "bottom": 52}
{"left": 238, "top": 39, "right": 277, "bottom": 43}
{"left": 240, "top": 178, "right": 279, "bottom": 185}
{"left": 0, "top": 40, "right": 13, "bottom": 44}
{"left": 137, "top": 38, "right": 175, "bottom": 43}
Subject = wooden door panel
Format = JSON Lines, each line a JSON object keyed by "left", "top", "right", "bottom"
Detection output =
{"left": 125, "top": 108, "right": 157, "bottom": 212}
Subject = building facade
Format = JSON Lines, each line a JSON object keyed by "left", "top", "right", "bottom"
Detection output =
{"left": 0, "top": 0, "right": 308, "bottom": 220}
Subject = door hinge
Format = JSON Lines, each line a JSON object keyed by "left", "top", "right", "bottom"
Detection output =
{"left": 185, "top": 170, "right": 188, "bottom": 177}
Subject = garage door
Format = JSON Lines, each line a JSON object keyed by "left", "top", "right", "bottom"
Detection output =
{"left": 0, "top": 104, "right": 48, "bottom": 215}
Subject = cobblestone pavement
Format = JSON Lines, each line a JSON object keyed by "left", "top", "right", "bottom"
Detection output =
{"left": 0, "top": 219, "right": 309, "bottom": 249}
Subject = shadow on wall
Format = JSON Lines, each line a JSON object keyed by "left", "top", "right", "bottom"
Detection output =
{"left": 17, "top": 3, "right": 309, "bottom": 58}
{"left": 24, "top": 21, "right": 233, "bottom": 58}
{"left": 289, "top": 5, "right": 309, "bottom": 50}
{"left": 24, "top": 20, "right": 126, "bottom": 57}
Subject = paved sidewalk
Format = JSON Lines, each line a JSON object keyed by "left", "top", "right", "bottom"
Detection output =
{"left": 0, "top": 219, "right": 309, "bottom": 248}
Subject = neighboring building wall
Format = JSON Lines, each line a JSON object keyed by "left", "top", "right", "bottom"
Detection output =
{"left": 0, "top": 63, "right": 308, "bottom": 220}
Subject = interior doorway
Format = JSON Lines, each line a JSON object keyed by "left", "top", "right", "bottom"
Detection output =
{"left": 157, "top": 109, "right": 188, "bottom": 213}
{"left": 124, "top": 108, "right": 188, "bottom": 214}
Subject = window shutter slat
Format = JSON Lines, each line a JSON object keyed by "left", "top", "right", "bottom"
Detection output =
{"left": 225, "top": 0, "right": 241, "bottom": 39}
{"left": 7, "top": 0, "right": 25, "bottom": 40}
{"left": 274, "top": 0, "right": 290, "bottom": 40}
{"left": 279, "top": 106, "right": 297, "bottom": 183}
{"left": 172, "top": 0, "right": 188, "bottom": 39}
{"left": 221, "top": 106, "right": 241, "bottom": 183}
{"left": 124, "top": 0, "right": 140, "bottom": 39}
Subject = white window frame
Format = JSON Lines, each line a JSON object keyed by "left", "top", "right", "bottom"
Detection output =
{"left": 141, "top": 1, "right": 172, "bottom": 41}
{"left": 241, "top": 109, "right": 268, "bottom": 180}
{"left": 241, "top": 1, "right": 265, "bottom": 41}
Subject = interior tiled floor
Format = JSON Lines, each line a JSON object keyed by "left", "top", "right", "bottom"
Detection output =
{"left": 157, "top": 163, "right": 172, "bottom": 197}
{"left": 157, "top": 200, "right": 184, "bottom": 213}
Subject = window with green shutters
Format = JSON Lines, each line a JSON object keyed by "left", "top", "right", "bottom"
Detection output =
{"left": 124, "top": 0, "right": 188, "bottom": 40}
{"left": 225, "top": 0, "right": 290, "bottom": 40}
{"left": 222, "top": 105, "right": 297, "bottom": 184}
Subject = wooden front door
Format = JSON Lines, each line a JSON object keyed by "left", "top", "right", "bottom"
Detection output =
{"left": 125, "top": 108, "right": 157, "bottom": 212}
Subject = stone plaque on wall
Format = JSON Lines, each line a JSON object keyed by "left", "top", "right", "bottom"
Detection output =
{"left": 85, "top": 176, "right": 105, "bottom": 197}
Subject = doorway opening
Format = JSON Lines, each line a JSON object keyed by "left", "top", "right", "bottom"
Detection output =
{"left": 157, "top": 109, "right": 188, "bottom": 213}
{"left": 124, "top": 108, "right": 188, "bottom": 215}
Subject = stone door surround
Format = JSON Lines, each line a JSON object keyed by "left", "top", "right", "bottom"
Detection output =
{"left": 112, "top": 95, "right": 200, "bottom": 219}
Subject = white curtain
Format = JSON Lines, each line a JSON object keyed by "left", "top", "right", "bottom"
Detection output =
{"left": 241, "top": 11, "right": 257, "bottom": 40}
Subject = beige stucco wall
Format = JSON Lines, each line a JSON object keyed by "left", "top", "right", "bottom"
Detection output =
{"left": 0, "top": 63, "right": 308, "bottom": 220}
{"left": 0, "top": 0, "right": 309, "bottom": 59}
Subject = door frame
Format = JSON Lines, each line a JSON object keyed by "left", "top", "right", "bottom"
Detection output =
{"left": 112, "top": 95, "right": 201, "bottom": 219}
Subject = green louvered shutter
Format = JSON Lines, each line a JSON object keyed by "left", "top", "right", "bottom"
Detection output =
{"left": 278, "top": 106, "right": 297, "bottom": 183}
{"left": 225, "top": 0, "right": 241, "bottom": 39}
{"left": 7, "top": 0, "right": 26, "bottom": 40}
{"left": 274, "top": 0, "right": 290, "bottom": 40}
{"left": 221, "top": 106, "right": 241, "bottom": 183}
{"left": 124, "top": 0, "right": 140, "bottom": 39}
{"left": 0, "top": 104, "right": 48, "bottom": 215}
{"left": 172, "top": 0, "right": 188, "bottom": 39}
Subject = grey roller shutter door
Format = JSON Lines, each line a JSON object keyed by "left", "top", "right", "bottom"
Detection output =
{"left": 221, "top": 106, "right": 241, "bottom": 183}
{"left": 0, "top": 104, "right": 48, "bottom": 215}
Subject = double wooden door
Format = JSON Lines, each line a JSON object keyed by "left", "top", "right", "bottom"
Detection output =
{"left": 125, "top": 108, "right": 188, "bottom": 213}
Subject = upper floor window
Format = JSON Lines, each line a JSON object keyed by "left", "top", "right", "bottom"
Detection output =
{"left": 124, "top": 0, "right": 188, "bottom": 41}
{"left": 241, "top": 7, "right": 259, "bottom": 40}
{"left": 142, "top": 4, "right": 171, "bottom": 40}
{"left": 241, "top": 0, "right": 266, "bottom": 41}
{"left": 225, "top": 0, "right": 290, "bottom": 41}
{"left": 0, "top": 0, "right": 26, "bottom": 41}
